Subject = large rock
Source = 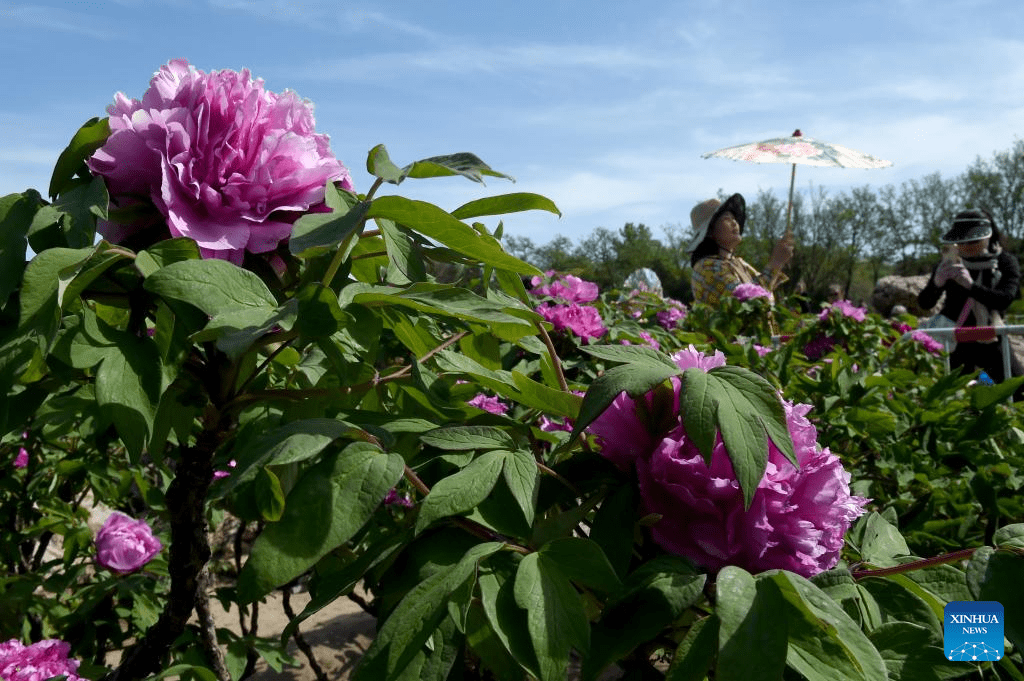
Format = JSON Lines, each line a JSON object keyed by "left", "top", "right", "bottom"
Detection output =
{"left": 871, "top": 275, "right": 942, "bottom": 317}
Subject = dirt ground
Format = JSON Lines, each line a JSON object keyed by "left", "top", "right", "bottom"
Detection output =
{"left": 210, "top": 589, "right": 376, "bottom": 680}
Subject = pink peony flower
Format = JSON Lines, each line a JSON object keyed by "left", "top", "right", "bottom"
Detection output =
{"left": 0, "top": 639, "right": 83, "bottom": 681}
{"left": 88, "top": 59, "right": 351, "bottom": 263}
{"left": 732, "top": 283, "right": 772, "bottom": 302}
{"left": 656, "top": 300, "right": 687, "bottom": 330}
{"left": 530, "top": 272, "right": 599, "bottom": 303}
{"left": 536, "top": 303, "right": 607, "bottom": 341}
{"left": 467, "top": 394, "right": 509, "bottom": 415}
{"left": 384, "top": 489, "right": 414, "bottom": 508}
{"left": 819, "top": 300, "right": 866, "bottom": 322}
{"left": 590, "top": 348, "right": 867, "bottom": 577}
{"left": 910, "top": 330, "right": 944, "bottom": 355}
{"left": 95, "top": 511, "right": 162, "bottom": 574}
{"left": 13, "top": 448, "right": 28, "bottom": 469}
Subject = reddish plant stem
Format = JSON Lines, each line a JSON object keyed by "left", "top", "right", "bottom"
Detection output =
{"left": 851, "top": 547, "right": 979, "bottom": 580}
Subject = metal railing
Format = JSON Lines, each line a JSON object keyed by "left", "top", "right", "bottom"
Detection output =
{"left": 901, "top": 324, "right": 1024, "bottom": 378}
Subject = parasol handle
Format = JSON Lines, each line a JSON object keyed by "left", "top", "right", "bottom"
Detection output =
{"left": 770, "top": 162, "right": 798, "bottom": 291}
{"left": 784, "top": 162, "right": 796, "bottom": 239}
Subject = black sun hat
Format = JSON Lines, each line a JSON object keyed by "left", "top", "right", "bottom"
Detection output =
{"left": 685, "top": 193, "right": 746, "bottom": 253}
{"left": 941, "top": 209, "right": 994, "bottom": 244}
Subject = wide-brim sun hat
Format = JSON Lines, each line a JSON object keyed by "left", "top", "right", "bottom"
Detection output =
{"left": 941, "top": 209, "right": 993, "bottom": 244}
{"left": 685, "top": 193, "right": 746, "bottom": 253}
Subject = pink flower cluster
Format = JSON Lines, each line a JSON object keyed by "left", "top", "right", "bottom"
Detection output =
{"left": 529, "top": 271, "right": 599, "bottom": 303}
{"left": 656, "top": 299, "right": 688, "bottom": 330}
{"left": 589, "top": 346, "right": 867, "bottom": 577}
{"left": 95, "top": 512, "right": 163, "bottom": 574}
{"left": 819, "top": 300, "right": 867, "bottom": 322}
{"left": 910, "top": 330, "right": 944, "bottom": 355}
{"left": 536, "top": 302, "right": 607, "bottom": 342}
{"left": 88, "top": 59, "right": 351, "bottom": 263}
{"left": 0, "top": 639, "right": 83, "bottom": 681}
{"left": 732, "top": 283, "right": 772, "bottom": 302}
{"left": 529, "top": 271, "right": 607, "bottom": 342}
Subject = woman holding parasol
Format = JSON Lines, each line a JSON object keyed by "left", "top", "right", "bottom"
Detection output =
{"left": 686, "top": 192, "right": 794, "bottom": 306}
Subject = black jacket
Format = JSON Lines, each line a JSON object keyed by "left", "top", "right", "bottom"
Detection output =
{"left": 918, "top": 250, "right": 1021, "bottom": 325}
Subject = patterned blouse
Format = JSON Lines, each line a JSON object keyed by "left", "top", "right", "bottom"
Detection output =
{"left": 691, "top": 255, "right": 787, "bottom": 307}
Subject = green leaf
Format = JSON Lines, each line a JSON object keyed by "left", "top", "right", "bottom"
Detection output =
{"left": 254, "top": 467, "right": 286, "bottom": 522}
{"left": 190, "top": 302, "right": 294, "bottom": 359}
{"left": 354, "top": 542, "right": 504, "bottom": 681}
{"left": 537, "top": 538, "right": 621, "bottom": 594}
{"left": 49, "top": 116, "right": 110, "bottom": 199}
{"left": 420, "top": 425, "right": 516, "bottom": 451}
{"left": 134, "top": 238, "right": 200, "bottom": 277}
{"left": 379, "top": 217, "right": 427, "bottom": 284}
{"left": 404, "top": 152, "right": 514, "bottom": 184}
{"left": 56, "top": 243, "right": 134, "bottom": 315}
{"left": 859, "top": 513, "right": 911, "bottom": 568}
{"left": 680, "top": 368, "right": 717, "bottom": 465}
{"left": 767, "top": 570, "right": 889, "bottom": 681}
{"left": 19, "top": 247, "right": 92, "bottom": 336}
{"left": 859, "top": 577, "right": 942, "bottom": 636}
{"left": 584, "top": 556, "right": 705, "bottom": 681}
{"left": 366, "top": 144, "right": 406, "bottom": 184}
{"left": 706, "top": 366, "right": 796, "bottom": 509}
{"left": 478, "top": 563, "right": 542, "bottom": 678}
{"left": 666, "top": 616, "right": 720, "bottom": 681}
{"left": 343, "top": 282, "right": 538, "bottom": 340}
{"left": 502, "top": 449, "right": 539, "bottom": 528}
{"left": 994, "top": 523, "right": 1024, "bottom": 550}
{"left": 365, "top": 196, "right": 540, "bottom": 275}
{"left": 0, "top": 192, "right": 36, "bottom": 304}
{"left": 51, "top": 175, "right": 107, "bottom": 248}
{"left": 715, "top": 567, "right": 787, "bottom": 681}
{"left": 215, "top": 418, "right": 369, "bottom": 497}
{"left": 581, "top": 343, "right": 679, "bottom": 368}
{"left": 143, "top": 258, "right": 278, "bottom": 316}
{"left": 237, "top": 442, "right": 405, "bottom": 602}
{"left": 289, "top": 186, "right": 368, "bottom": 258}
{"left": 570, "top": 362, "right": 682, "bottom": 442}
{"left": 415, "top": 451, "right": 505, "bottom": 534}
{"left": 514, "top": 552, "right": 590, "bottom": 681}
{"left": 451, "top": 192, "right": 561, "bottom": 220}
{"left": 975, "top": 550, "right": 1024, "bottom": 652}
{"left": 869, "top": 622, "right": 964, "bottom": 681}
{"left": 589, "top": 484, "right": 637, "bottom": 579}
{"left": 510, "top": 371, "right": 582, "bottom": 418}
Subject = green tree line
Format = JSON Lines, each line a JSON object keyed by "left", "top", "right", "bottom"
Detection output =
{"left": 506, "top": 139, "right": 1024, "bottom": 306}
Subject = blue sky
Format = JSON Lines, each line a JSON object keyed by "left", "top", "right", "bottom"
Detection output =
{"left": 2, "top": 0, "right": 1023, "bottom": 247}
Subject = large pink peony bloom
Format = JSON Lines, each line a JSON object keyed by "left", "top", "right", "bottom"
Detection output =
{"left": 732, "top": 282, "right": 772, "bottom": 302}
{"left": 88, "top": 59, "right": 352, "bottom": 263}
{"left": 95, "top": 511, "right": 163, "bottom": 574}
{"left": 0, "top": 639, "right": 83, "bottom": 681}
{"left": 589, "top": 346, "right": 867, "bottom": 577}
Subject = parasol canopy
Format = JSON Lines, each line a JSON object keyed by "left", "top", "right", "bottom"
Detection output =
{"left": 701, "top": 129, "right": 893, "bottom": 234}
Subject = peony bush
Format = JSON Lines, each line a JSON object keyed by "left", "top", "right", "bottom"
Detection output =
{"left": 1, "top": 59, "right": 1022, "bottom": 681}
